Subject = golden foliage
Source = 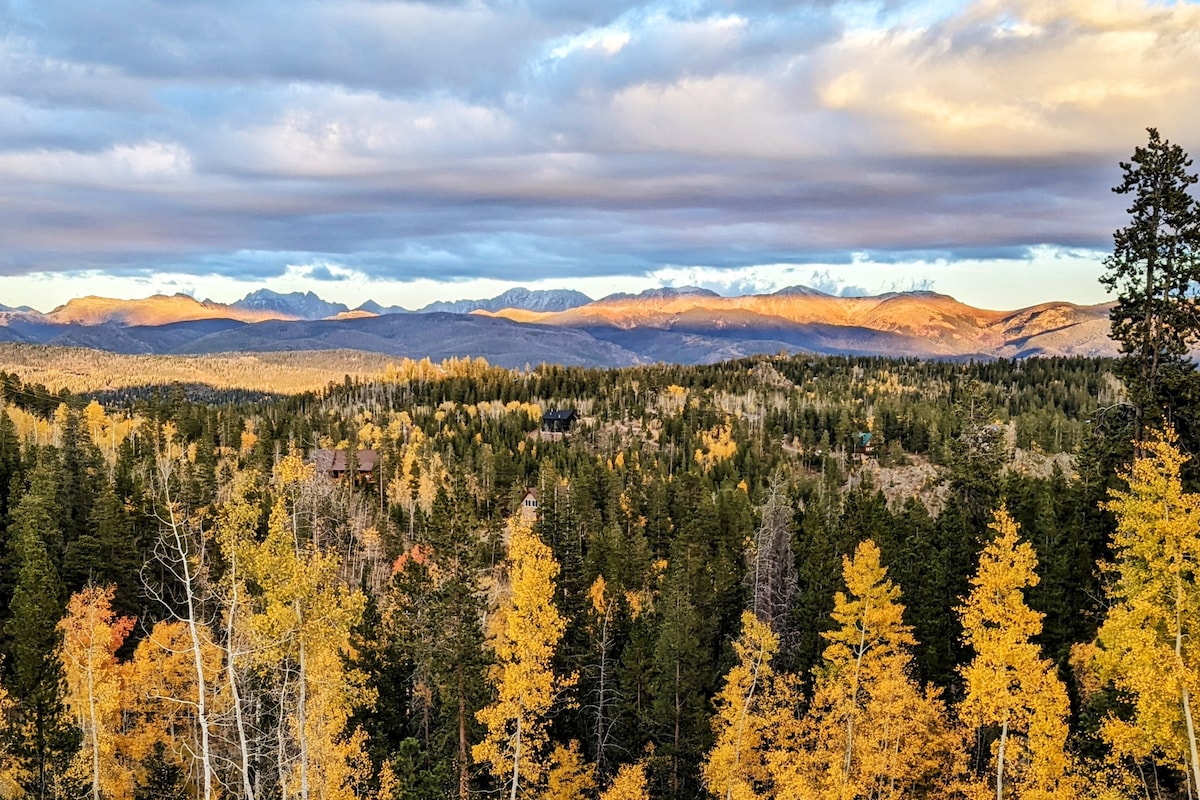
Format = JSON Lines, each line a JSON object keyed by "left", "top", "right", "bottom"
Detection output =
{"left": 474, "top": 517, "right": 572, "bottom": 797}
{"left": 958, "top": 507, "right": 1076, "bottom": 799}
{"left": 1091, "top": 428, "right": 1200, "bottom": 790}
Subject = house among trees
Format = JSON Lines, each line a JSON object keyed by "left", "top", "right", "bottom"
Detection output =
{"left": 853, "top": 432, "right": 876, "bottom": 458}
{"left": 310, "top": 448, "right": 379, "bottom": 480}
{"left": 541, "top": 409, "right": 578, "bottom": 434}
{"left": 518, "top": 488, "right": 539, "bottom": 520}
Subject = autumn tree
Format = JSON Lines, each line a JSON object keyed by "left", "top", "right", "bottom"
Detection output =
{"left": 1100, "top": 128, "right": 1200, "bottom": 441}
{"left": 58, "top": 585, "right": 136, "bottom": 800}
{"left": 958, "top": 507, "right": 1075, "bottom": 799}
{"left": 473, "top": 516, "right": 572, "bottom": 800}
{"left": 243, "top": 456, "right": 372, "bottom": 800}
{"left": 781, "top": 539, "right": 963, "bottom": 800}
{"left": 1091, "top": 428, "right": 1200, "bottom": 793}
{"left": 700, "top": 611, "right": 799, "bottom": 800}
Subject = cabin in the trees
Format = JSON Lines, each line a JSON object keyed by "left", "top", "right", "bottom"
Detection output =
{"left": 542, "top": 409, "right": 578, "bottom": 434}
{"left": 853, "top": 432, "right": 876, "bottom": 458}
{"left": 310, "top": 448, "right": 379, "bottom": 480}
{"left": 519, "top": 488, "right": 539, "bottom": 520}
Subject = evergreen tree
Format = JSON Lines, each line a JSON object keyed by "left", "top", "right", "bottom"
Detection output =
{"left": 1100, "top": 128, "right": 1200, "bottom": 444}
{"left": 5, "top": 458, "right": 78, "bottom": 799}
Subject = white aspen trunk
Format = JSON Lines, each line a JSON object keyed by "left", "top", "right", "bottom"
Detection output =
{"left": 1178, "top": 571, "right": 1200, "bottom": 797}
{"left": 845, "top": 617, "right": 868, "bottom": 782}
{"left": 86, "top": 651, "right": 101, "bottom": 800}
{"left": 297, "top": 607, "right": 310, "bottom": 800}
{"left": 996, "top": 719, "right": 1008, "bottom": 800}
{"left": 509, "top": 713, "right": 521, "bottom": 800}
{"left": 226, "top": 567, "right": 256, "bottom": 800}
{"left": 163, "top": 480, "right": 216, "bottom": 800}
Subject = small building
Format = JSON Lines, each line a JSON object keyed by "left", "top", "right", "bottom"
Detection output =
{"left": 310, "top": 448, "right": 379, "bottom": 479}
{"left": 519, "top": 488, "right": 539, "bottom": 520}
{"left": 853, "top": 432, "right": 876, "bottom": 458}
{"left": 542, "top": 409, "right": 578, "bottom": 434}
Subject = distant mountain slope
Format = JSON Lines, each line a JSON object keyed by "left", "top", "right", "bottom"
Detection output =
{"left": 172, "top": 313, "right": 642, "bottom": 369}
{"left": 0, "top": 287, "right": 1119, "bottom": 366}
{"left": 233, "top": 289, "right": 348, "bottom": 320}
{"left": 47, "top": 294, "right": 287, "bottom": 326}
{"left": 420, "top": 287, "right": 593, "bottom": 314}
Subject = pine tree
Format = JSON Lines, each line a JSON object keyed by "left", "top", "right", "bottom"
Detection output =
{"left": 1100, "top": 128, "right": 1200, "bottom": 441}
{"left": 5, "top": 457, "right": 78, "bottom": 799}
{"left": 958, "top": 507, "right": 1075, "bottom": 799}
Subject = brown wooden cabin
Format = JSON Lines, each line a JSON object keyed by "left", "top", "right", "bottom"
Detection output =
{"left": 311, "top": 448, "right": 379, "bottom": 480}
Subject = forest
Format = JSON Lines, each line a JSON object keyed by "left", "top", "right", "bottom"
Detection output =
{"left": 0, "top": 348, "right": 1182, "bottom": 800}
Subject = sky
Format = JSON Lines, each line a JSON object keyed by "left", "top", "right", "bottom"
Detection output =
{"left": 1, "top": 0, "right": 1198, "bottom": 312}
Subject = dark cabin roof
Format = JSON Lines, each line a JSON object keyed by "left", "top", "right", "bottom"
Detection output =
{"left": 310, "top": 448, "right": 379, "bottom": 474}
{"left": 542, "top": 409, "right": 578, "bottom": 422}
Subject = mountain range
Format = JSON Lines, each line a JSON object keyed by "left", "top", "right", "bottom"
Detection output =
{"left": 0, "top": 286, "right": 1117, "bottom": 368}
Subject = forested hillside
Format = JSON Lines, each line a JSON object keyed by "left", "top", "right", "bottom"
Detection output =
{"left": 0, "top": 351, "right": 1191, "bottom": 799}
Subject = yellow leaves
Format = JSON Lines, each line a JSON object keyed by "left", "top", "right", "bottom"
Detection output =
{"left": 589, "top": 575, "right": 609, "bottom": 617}
{"left": 274, "top": 450, "right": 316, "bottom": 487}
{"left": 58, "top": 586, "right": 136, "bottom": 800}
{"left": 474, "top": 517, "right": 572, "bottom": 796}
{"left": 959, "top": 506, "right": 1075, "bottom": 799}
{"left": 785, "top": 539, "right": 964, "bottom": 800}
{"left": 601, "top": 762, "right": 649, "bottom": 800}
{"left": 694, "top": 423, "right": 737, "bottom": 472}
{"left": 543, "top": 741, "right": 595, "bottom": 800}
{"left": 702, "top": 611, "right": 801, "bottom": 800}
{"left": 1089, "top": 427, "right": 1200, "bottom": 787}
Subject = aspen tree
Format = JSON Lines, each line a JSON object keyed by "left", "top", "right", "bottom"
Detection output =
{"left": 473, "top": 516, "right": 571, "bottom": 800}
{"left": 600, "top": 762, "right": 649, "bottom": 800}
{"left": 245, "top": 484, "right": 370, "bottom": 800}
{"left": 1093, "top": 428, "right": 1200, "bottom": 793}
{"left": 782, "top": 540, "right": 963, "bottom": 800}
{"left": 58, "top": 585, "right": 135, "bottom": 800}
{"left": 700, "top": 610, "right": 800, "bottom": 800}
{"left": 958, "top": 506, "right": 1075, "bottom": 800}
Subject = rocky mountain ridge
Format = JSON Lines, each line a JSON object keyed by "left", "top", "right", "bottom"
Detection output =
{"left": 0, "top": 286, "right": 1117, "bottom": 367}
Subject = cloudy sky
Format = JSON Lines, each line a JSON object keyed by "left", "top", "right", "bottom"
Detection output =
{"left": 1, "top": 0, "right": 1198, "bottom": 311}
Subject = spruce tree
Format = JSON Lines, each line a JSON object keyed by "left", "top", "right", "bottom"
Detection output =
{"left": 1100, "top": 128, "right": 1200, "bottom": 444}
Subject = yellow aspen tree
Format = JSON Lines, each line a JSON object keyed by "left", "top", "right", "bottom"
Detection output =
{"left": 1092, "top": 428, "right": 1200, "bottom": 793}
{"left": 600, "top": 761, "right": 649, "bottom": 800}
{"left": 58, "top": 585, "right": 136, "bottom": 800}
{"left": 542, "top": 740, "right": 596, "bottom": 800}
{"left": 781, "top": 540, "right": 963, "bottom": 800}
{"left": 120, "top": 620, "right": 224, "bottom": 795}
{"left": 473, "top": 516, "right": 572, "bottom": 800}
{"left": 701, "top": 610, "right": 801, "bottom": 800}
{"left": 245, "top": 496, "right": 371, "bottom": 800}
{"left": 958, "top": 506, "right": 1075, "bottom": 800}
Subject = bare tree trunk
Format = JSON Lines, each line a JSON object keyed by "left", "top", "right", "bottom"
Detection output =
{"left": 509, "top": 713, "right": 521, "bottom": 800}
{"left": 996, "top": 719, "right": 1007, "bottom": 800}
{"left": 157, "top": 461, "right": 217, "bottom": 800}
{"left": 225, "top": 565, "right": 256, "bottom": 800}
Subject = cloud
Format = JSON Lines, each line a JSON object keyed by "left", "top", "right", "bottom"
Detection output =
{"left": 0, "top": 0, "right": 1194, "bottom": 308}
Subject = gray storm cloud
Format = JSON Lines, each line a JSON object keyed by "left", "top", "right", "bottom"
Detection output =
{"left": 0, "top": 0, "right": 1197, "bottom": 286}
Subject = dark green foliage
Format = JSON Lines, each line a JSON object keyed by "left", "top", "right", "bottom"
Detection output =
{"left": 1100, "top": 127, "right": 1200, "bottom": 443}
{"left": 4, "top": 458, "right": 77, "bottom": 798}
{"left": 135, "top": 741, "right": 187, "bottom": 800}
